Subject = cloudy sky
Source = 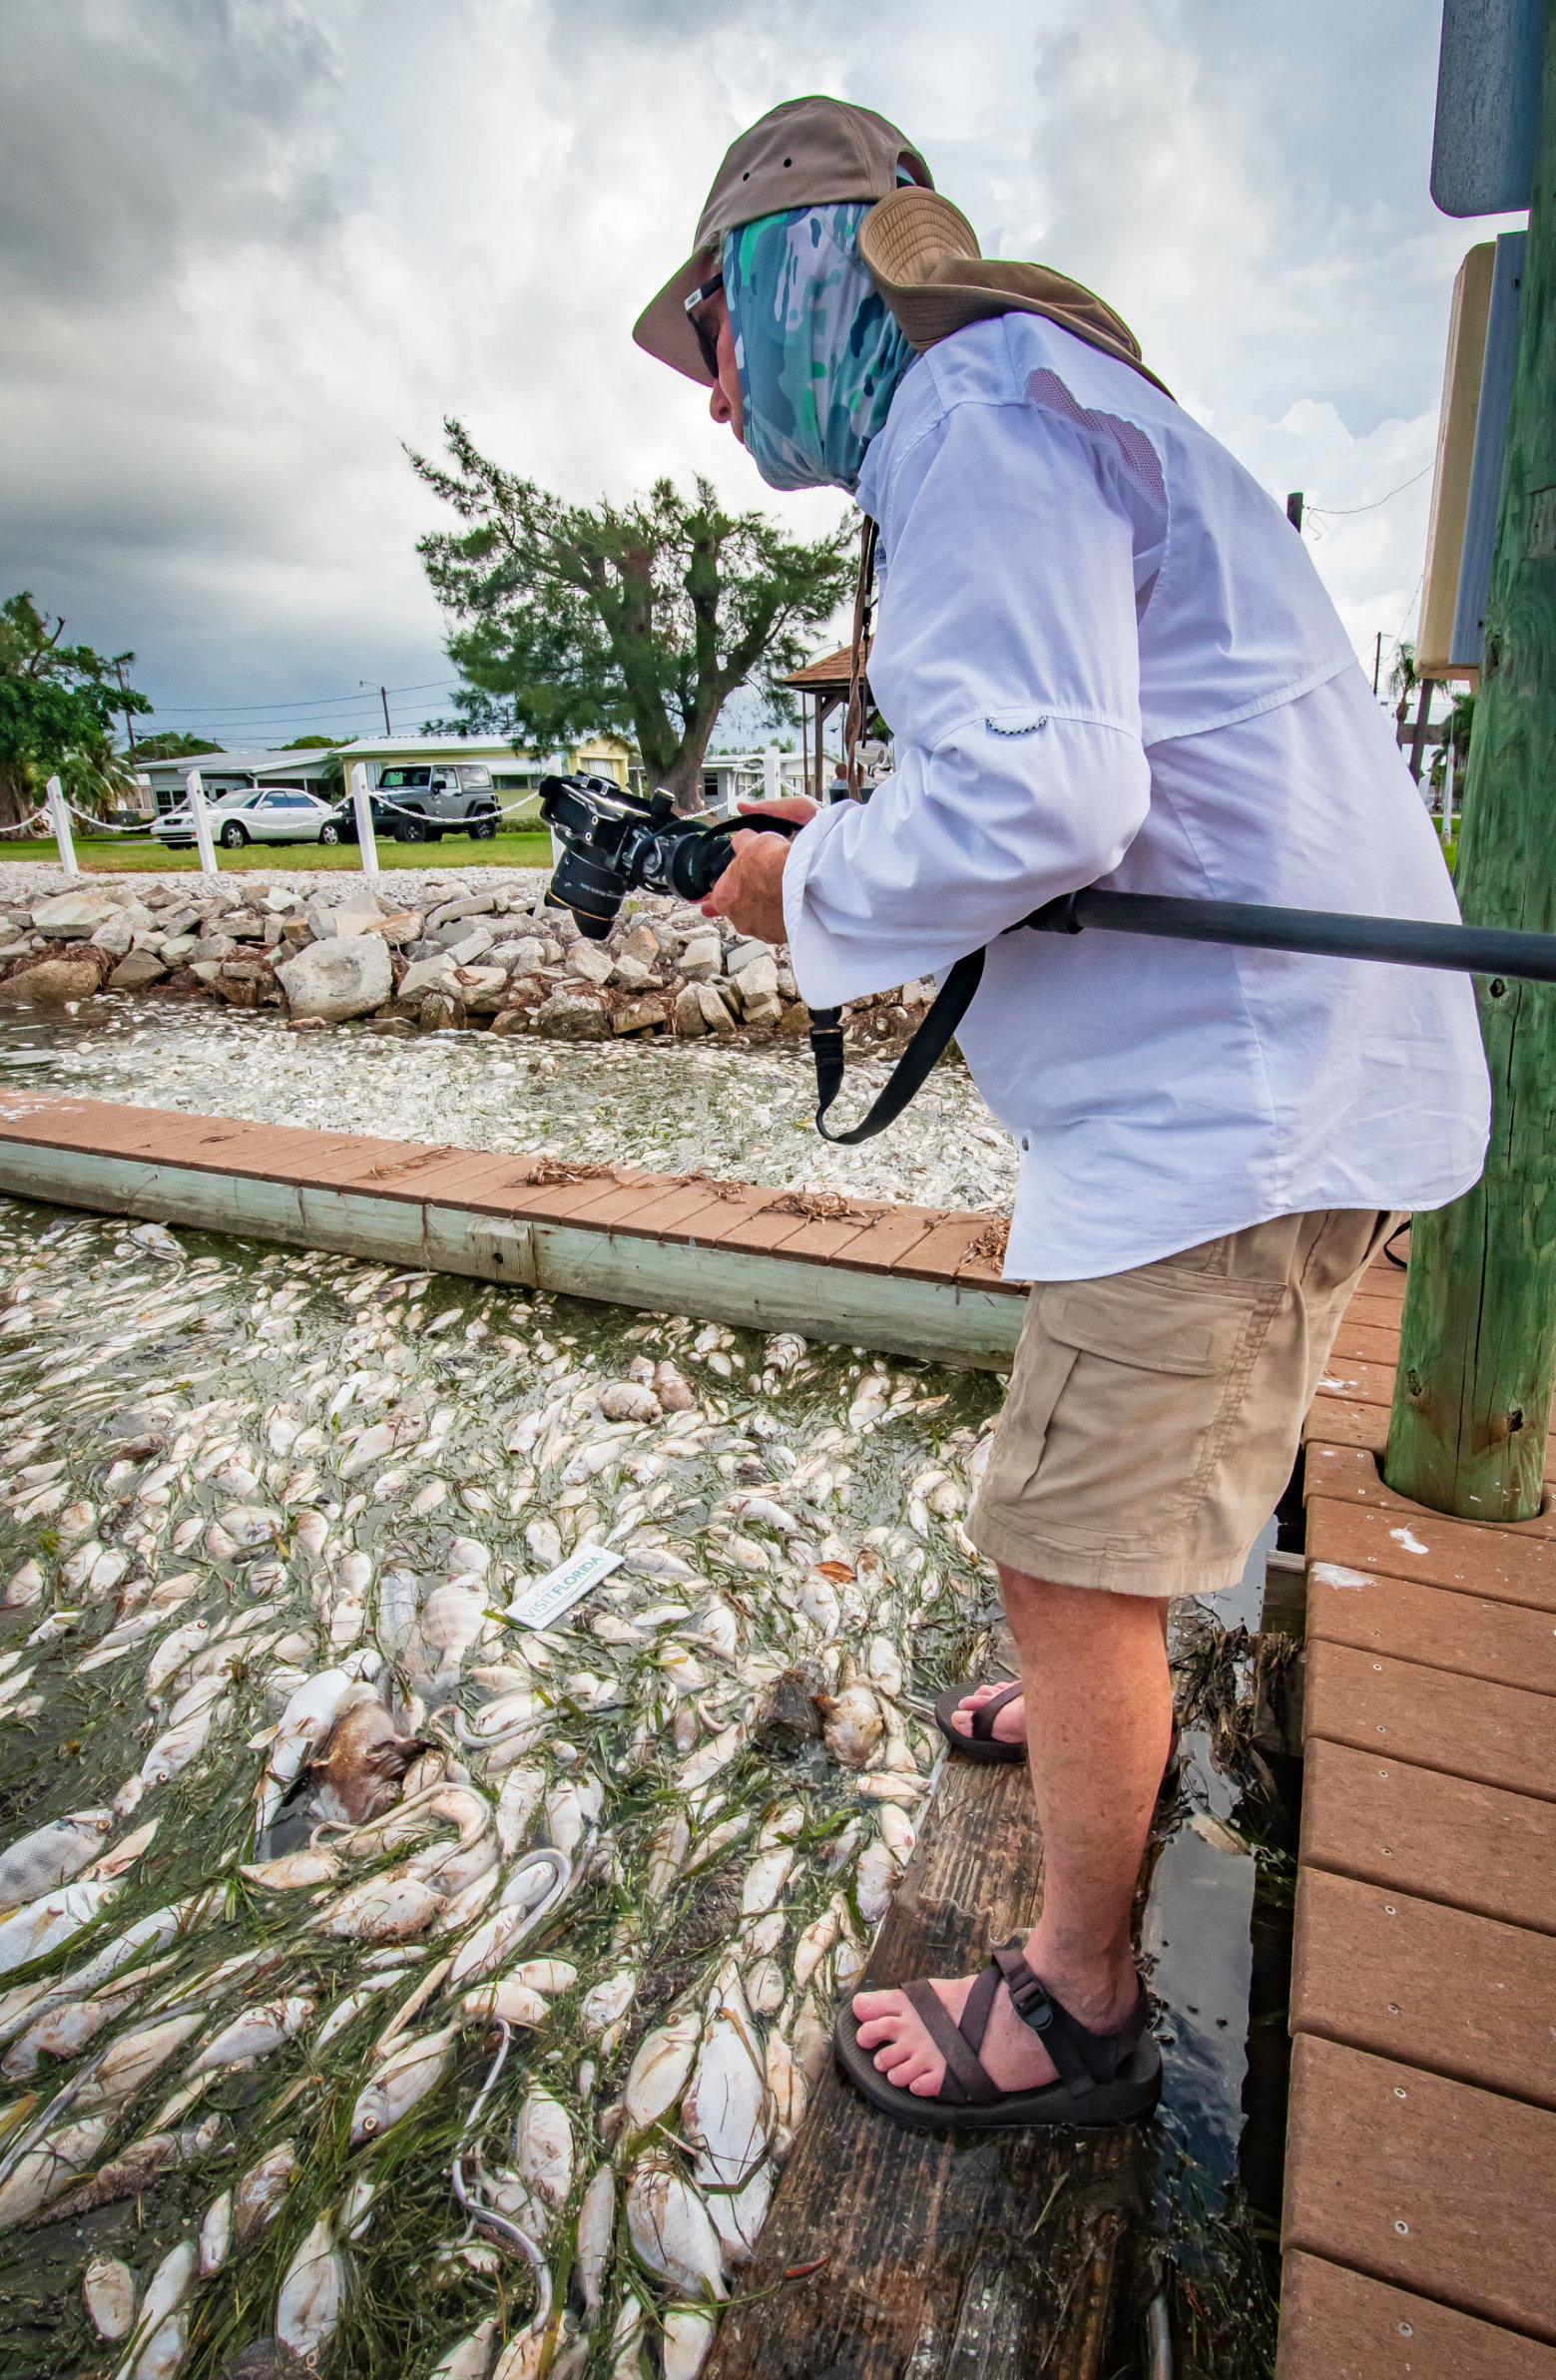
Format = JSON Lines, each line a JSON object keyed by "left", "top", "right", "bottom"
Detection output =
{"left": 0, "top": 0, "right": 1522, "bottom": 752}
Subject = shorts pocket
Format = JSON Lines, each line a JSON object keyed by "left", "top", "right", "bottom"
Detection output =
{"left": 974, "top": 1312, "right": 1082, "bottom": 1516}
{"left": 980, "top": 1269, "right": 1271, "bottom": 1549}
{"left": 1039, "top": 1271, "right": 1259, "bottom": 1376}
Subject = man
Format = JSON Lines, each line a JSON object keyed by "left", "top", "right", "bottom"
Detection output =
{"left": 634, "top": 97, "right": 1488, "bottom": 2129}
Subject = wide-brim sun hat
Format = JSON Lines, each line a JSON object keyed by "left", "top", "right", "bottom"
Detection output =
{"left": 857, "top": 188, "right": 1173, "bottom": 396}
{"left": 633, "top": 95, "right": 932, "bottom": 386}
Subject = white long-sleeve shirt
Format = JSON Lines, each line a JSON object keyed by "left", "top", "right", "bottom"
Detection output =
{"left": 780, "top": 312, "right": 1490, "bottom": 1281}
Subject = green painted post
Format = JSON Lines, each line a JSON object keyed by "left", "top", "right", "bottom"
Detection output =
{"left": 1386, "top": 0, "right": 1556, "bottom": 1522}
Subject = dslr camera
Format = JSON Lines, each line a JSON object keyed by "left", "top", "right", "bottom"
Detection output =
{"left": 538, "top": 772, "right": 793, "bottom": 941}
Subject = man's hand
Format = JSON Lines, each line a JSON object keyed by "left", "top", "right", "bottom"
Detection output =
{"left": 701, "top": 796, "right": 816, "bottom": 947}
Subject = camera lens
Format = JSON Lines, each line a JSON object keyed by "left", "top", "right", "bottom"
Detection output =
{"left": 549, "top": 846, "right": 625, "bottom": 940}
{"left": 666, "top": 830, "right": 734, "bottom": 904}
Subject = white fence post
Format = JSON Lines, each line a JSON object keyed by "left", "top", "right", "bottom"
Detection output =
{"left": 350, "top": 763, "right": 379, "bottom": 876}
{"left": 186, "top": 769, "right": 218, "bottom": 876}
{"left": 763, "top": 744, "right": 780, "bottom": 803}
{"left": 45, "top": 775, "right": 78, "bottom": 877}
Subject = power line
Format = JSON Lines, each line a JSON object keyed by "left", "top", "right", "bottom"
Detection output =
{"left": 139, "top": 675, "right": 461, "bottom": 720}
{"left": 1306, "top": 462, "right": 1433, "bottom": 521}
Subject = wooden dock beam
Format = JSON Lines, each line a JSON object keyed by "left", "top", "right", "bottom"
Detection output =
{"left": 0, "top": 1092, "right": 1025, "bottom": 1369}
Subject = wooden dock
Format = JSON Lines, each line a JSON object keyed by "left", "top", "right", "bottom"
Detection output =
{"left": 2, "top": 1091, "right": 1554, "bottom": 2370}
{"left": 0, "top": 1091, "right": 1024, "bottom": 1368}
{"left": 1284, "top": 1254, "right": 1556, "bottom": 2376}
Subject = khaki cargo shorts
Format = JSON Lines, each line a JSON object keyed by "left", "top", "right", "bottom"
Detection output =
{"left": 967, "top": 1207, "right": 1398, "bottom": 1599}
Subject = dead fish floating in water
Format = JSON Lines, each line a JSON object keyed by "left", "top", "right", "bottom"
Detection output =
{"left": 307, "top": 1700, "right": 429, "bottom": 1827}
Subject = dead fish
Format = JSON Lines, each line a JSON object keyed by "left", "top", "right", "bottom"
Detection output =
{"left": 662, "top": 2309, "right": 718, "bottom": 2380}
{"left": 3, "top": 1562, "right": 43, "bottom": 1608}
{"left": 240, "top": 1849, "right": 341, "bottom": 1891}
{"left": 818, "top": 1683, "right": 883, "bottom": 1769}
{"left": 575, "top": 2162, "right": 615, "bottom": 2321}
{"left": 276, "top": 2213, "right": 344, "bottom": 2366}
{"left": 580, "top": 1969, "right": 635, "bottom": 2041}
{"left": 84, "top": 2253, "right": 138, "bottom": 2342}
{"left": 494, "top": 1765, "right": 545, "bottom": 1861}
{"left": 76, "top": 2011, "right": 204, "bottom": 2115}
{"left": 233, "top": 2141, "right": 297, "bottom": 2247}
{"left": 459, "top": 1979, "right": 549, "bottom": 2028}
{"left": 186, "top": 1996, "right": 314, "bottom": 2078}
{"left": 259, "top": 1666, "right": 369, "bottom": 1830}
{"left": 0, "top": 1878, "right": 122, "bottom": 1980}
{"left": 623, "top": 2010, "right": 701, "bottom": 2135}
{"left": 117, "top": 2236, "right": 196, "bottom": 2380}
{"left": 199, "top": 2186, "right": 233, "bottom": 2274}
{"left": 317, "top": 1868, "right": 444, "bottom": 1944}
{"left": 0, "top": 1810, "right": 113, "bottom": 1910}
{"left": 855, "top": 1839, "right": 898, "bottom": 1923}
{"left": 307, "top": 1700, "right": 428, "bottom": 1826}
{"left": 625, "top": 2155, "right": 726, "bottom": 2300}
{"left": 42, "top": 2118, "right": 221, "bottom": 2225}
{"left": 513, "top": 2085, "right": 574, "bottom": 2206}
{"left": 430, "top": 2317, "right": 500, "bottom": 2380}
{"left": 350, "top": 2024, "right": 457, "bottom": 2143}
{"left": 0, "top": 2115, "right": 111, "bottom": 2227}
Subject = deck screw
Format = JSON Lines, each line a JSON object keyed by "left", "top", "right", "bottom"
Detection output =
{"left": 1399, "top": 2323, "right": 1413, "bottom": 2337}
{"left": 1388, "top": 2003, "right": 1400, "bottom": 2014}
{"left": 1394, "top": 2086, "right": 1406, "bottom": 2098}
{"left": 1385, "top": 1905, "right": 1396, "bottom": 1915}
{"left": 1395, "top": 2219, "right": 1409, "bottom": 2233}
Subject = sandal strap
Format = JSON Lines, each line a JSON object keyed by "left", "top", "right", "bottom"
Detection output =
{"left": 969, "top": 1681, "right": 1023, "bottom": 1743}
{"left": 958, "top": 1960, "right": 1005, "bottom": 2060}
{"left": 990, "top": 1941, "right": 1150, "bottom": 2097}
{"left": 902, "top": 1978, "right": 1002, "bottom": 2108}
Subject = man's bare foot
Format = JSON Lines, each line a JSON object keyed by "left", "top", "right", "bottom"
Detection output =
{"left": 851, "top": 1961, "right": 1140, "bottom": 2100}
{"left": 951, "top": 1679, "right": 1025, "bottom": 1744}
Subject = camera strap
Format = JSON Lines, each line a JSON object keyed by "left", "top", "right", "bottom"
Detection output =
{"left": 808, "top": 945, "right": 986, "bottom": 1144}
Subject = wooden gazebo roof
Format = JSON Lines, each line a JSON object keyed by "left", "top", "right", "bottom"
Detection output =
{"left": 780, "top": 646, "right": 856, "bottom": 694}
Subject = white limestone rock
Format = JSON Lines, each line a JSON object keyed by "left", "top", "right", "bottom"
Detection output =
{"left": 275, "top": 935, "right": 391, "bottom": 1022}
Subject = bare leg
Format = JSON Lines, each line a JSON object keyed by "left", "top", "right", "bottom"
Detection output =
{"left": 854, "top": 1569, "right": 1172, "bottom": 2096}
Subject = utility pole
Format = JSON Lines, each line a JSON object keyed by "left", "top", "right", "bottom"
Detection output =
{"left": 113, "top": 657, "right": 138, "bottom": 755}
{"left": 1372, "top": 629, "right": 1383, "bottom": 695}
{"left": 1286, "top": 491, "right": 1304, "bottom": 531}
{"left": 359, "top": 681, "right": 392, "bottom": 734}
{"left": 1386, "top": 0, "right": 1556, "bottom": 1520}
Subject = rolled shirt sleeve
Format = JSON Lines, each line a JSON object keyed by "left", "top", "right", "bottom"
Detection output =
{"left": 780, "top": 392, "right": 1154, "bottom": 1009}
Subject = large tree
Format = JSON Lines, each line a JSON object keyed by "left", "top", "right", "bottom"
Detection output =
{"left": 409, "top": 420, "right": 854, "bottom": 808}
{"left": 0, "top": 593, "right": 151, "bottom": 830}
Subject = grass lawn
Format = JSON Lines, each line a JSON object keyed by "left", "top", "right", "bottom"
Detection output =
{"left": 0, "top": 829, "right": 554, "bottom": 875}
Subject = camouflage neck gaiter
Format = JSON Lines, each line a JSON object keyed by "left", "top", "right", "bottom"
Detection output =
{"left": 723, "top": 201, "right": 915, "bottom": 493}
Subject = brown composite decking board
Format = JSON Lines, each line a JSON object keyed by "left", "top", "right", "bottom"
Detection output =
{"left": 1278, "top": 2252, "right": 1556, "bottom": 2380}
{"left": 1284, "top": 1262, "right": 1556, "bottom": 2380}
{"left": 1283, "top": 2037, "right": 1556, "bottom": 2343}
{"left": 1290, "top": 1869, "right": 1556, "bottom": 2109}
{"left": 1306, "top": 1494, "right": 1556, "bottom": 1608}
{"left": 1304, "top": 1568, "right": 1556, "bottom": 1696}
{"left": 1298, "top": 1738, "right": 1556, "bottom": 1934}
{"left": 1304, "top": 1638, "right": 1556, "bottom": 1802}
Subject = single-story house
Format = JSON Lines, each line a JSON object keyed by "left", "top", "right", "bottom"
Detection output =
{"left": 137, "top": 746, "right": 343, "bottom": 814}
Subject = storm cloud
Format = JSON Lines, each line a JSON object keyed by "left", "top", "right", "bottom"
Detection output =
{"left": 0, "top": 0, "right": 1520, "bottom": 742}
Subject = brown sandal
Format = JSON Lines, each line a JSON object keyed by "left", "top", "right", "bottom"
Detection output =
{"left": 935, "top": 1678, "right": 1183, "bottom": 1798}
{"left": 834, "top": 1939, "right": 1162, "bottom": 2132}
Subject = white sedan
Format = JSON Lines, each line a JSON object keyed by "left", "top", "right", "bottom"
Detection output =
{"left": 154, "top": 788, "right": 345, "bottom": 850}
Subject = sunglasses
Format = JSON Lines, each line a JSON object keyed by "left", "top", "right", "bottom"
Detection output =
{"left": 684, "top": 272, "right": 725, "bottom": 380}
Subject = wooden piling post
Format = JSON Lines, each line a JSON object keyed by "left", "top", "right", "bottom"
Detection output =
{"left": 1386, "top": 0, "right": 1556, "bottom": 1522}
